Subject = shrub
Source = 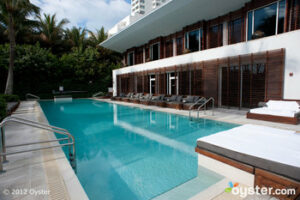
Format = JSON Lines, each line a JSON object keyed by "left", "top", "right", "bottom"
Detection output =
{"left": 0, "top": 44, "right": 122, "bottom": 98}
{"left": 0, "top": 97, "right": 7, "bottom": 121}
{"left": 0, "top": 94, "right": 20, "bottom": 102}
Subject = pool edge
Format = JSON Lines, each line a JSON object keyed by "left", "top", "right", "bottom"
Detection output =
{"left": 36, "top": 101, "right": 89, "bottom": 200}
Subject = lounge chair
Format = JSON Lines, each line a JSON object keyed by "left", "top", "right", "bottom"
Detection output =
{"left": 111, "top": 93, "right": 126, "bottom": 101}
{"left": 166, "top": 95, "right": 183, "bottom": 110}
{"left": 150, "top": 95, "right": 166, "bottom": 107}
{"left": 122, "top": 93, "right": 134, "bottom": 102}
{"left": 182, "top": 96, "right": 203, "bottom": 110}
{"left": 139, "top": 94, "right": 153, "bottom": 105}
{"left": 247, "top": 100, "right": 300, "bottom": 125}
{"left": 130, "top": 93, "right": 143, "bottom": 104}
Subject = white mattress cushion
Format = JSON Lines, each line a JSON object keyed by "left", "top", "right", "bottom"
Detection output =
{"left": 266, "top": 100, "right": 300, "bottom": 112}
{"left": 250, "top": 107, "right": 297, "bottom": 117}
{"left": 197, "top": 124, "right": 300, "bottom": 168}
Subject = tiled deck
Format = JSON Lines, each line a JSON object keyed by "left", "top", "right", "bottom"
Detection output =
{"left": 0, "top": 101, "right": 87, "bottom": 200}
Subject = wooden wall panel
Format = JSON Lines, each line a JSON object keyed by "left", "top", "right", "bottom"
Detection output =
{"left": 143, "top": 73, "right": 149, "bottom": 93}
{"left": 178, "top": 65, "right": 190, "bottom": 95}
{"left": 203, "top": 60, "right": 219, "bottom": 103}
{"left": 159, "top": 72, "right": 166, "bottom": 94}
{"left": 266, "top": 49, "right": 285, "bottom": 100}
{"left": 191, "top": 63, "right": 203, "bottom": 96}
{"left": 137, "top": 75, "right": 143, "bottom": 93}
{"left": 116, "top": 49, "right": 285, "bottom": 108}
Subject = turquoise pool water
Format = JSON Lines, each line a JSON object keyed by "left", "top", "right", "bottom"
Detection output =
{"left": 40, "top": 99, "right": 237, "bottom": 200}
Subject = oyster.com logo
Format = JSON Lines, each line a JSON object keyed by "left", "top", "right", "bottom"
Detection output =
{"left": 225, "top": 181, "right": 239, "bottom": 193}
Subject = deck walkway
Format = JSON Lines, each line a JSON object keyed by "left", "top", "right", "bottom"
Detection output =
{"left": 0, "top": 101, "right": 87, "bottom": 200}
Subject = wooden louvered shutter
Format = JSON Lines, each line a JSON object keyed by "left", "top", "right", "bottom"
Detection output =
{"left": 203, "top": 60, "right": 218, "bottom": 104}
{"left": 265, "top": 49, "right": 285, "bottom": 101}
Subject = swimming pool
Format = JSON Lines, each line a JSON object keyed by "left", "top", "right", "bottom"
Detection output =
{"left": 40, "top": 99, "right": 237, "bottom": 200}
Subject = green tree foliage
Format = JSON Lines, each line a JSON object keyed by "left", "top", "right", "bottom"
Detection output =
{"left": 0, "top": 3, "right": 121, "bottom": 98}
{"left": 0, "top": 0, "right": 40, "bottom": 94}
{"left": 38, "top": 13, "right": 69, "bottom": 54}
{"left": 0, "top": 96, "right": 6, "bottom": 120}
{"left": 65, "top": 27, "right": 87, "bottom": 49}
{"left": 0, "top": 44, "right": 122, "bottom": 99}
{"left": 88, "top": 27, "right": 108, "bottom": 47}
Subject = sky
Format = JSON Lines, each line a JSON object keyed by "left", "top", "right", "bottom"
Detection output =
{"left": 31, "top": 0, "right": 131, "bottom": 32}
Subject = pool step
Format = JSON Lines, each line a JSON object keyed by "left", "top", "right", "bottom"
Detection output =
{"left": 152, "top": 166, "right": 225, "bottom": 200}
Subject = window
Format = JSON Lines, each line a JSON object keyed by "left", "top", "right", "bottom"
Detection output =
{"left": 229, "top": 18, "right": 242, "bottom": 44}
{"left": 127, "top": 52, "right": 134, "bottom": 66}
{"left": 167, "top": 72, "right": 177, "bottom": 95}
{"left": 185, "top": 29, "right": 202, "bottom": 52}
{"left": 209, "top": 24, "right": 223, "bottom": 48}
{"left": 150, "top": 43, "right": 160, "bottom": 61}
{"left": 247, "top": 0, "right": 286, "bottom": 40}
{"left": 150, "top": 75, "right": 156, "bottom": 94}
{"left": 176, "top": 37, "right": 183, "bottom": 55}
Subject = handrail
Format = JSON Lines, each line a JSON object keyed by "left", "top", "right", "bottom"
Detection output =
{"left": 26, "top": 93, "right": 40, "bottom": 100}
{"left": 0, "top": 117, "right": 76, "bottom": 173}
{"left": 188, "top": 97, "right": 206, "bottom": 119}
{"left": 197, "top": 97, "right": 215, "bottom": 118}
{"left": 92, "top": 91, "right": 104, "bottom": 97}
{"left": 8, "top": 117, "right": 69, "bottom": 132}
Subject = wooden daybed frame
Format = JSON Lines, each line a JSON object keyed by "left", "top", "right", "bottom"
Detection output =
{"left": 247, "top": 112, "right": 300, "bottom": 125}
{"left": 195, "top": 147, "right": 300, "bottom": 200}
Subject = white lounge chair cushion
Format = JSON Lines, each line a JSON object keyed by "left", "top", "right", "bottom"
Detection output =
{"left": 250, "top": 100, "right": 300, "bottom": 117}
{"left": 197, "top": 124, "right": 300, "bottom": 167}
{"left": 266, "top": 100, "right": 300, "bottom": 112}
{"left": 250, "top": 107, "right": 298, "bottom": 117}
{"left": 197, "top": 124, "right": 300, "bottom": 180}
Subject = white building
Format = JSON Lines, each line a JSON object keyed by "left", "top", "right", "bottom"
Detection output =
{"left": 102, "top": 0, "right": 300, "bottom": 106}
{"left": 109, "top": 0, "right": 169, "bottom": 37}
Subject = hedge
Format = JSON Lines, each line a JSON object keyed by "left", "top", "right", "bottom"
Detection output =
{"left": 0, "top": 43, "right": 122, "bottom": 99}
{"left": 0, "top": 94, "right": 20, "bottom": 102}
{"left": 0, "top": 97, "right": 6, "bottom": 121}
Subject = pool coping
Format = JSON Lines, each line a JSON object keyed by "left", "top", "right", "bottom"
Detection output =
{"left": 36, "top": 101, "right": 89, "bottom": 200}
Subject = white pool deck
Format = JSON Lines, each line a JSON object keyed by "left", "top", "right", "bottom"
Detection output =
{"left": 0, "top": 101, "right": 88, "bottom": 200}
{"left": 1, "top": 99, "right": 299, "bottom": 200}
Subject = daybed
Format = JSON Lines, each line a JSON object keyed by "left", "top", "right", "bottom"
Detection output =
{"left": 196, "top": 124, "right": 300, "bottom": 200}
{"left": 247, "top": 100, "right": 300, "bottom": 125}
{"left": 150, "top": 95, "right": 166, "bottom": 107}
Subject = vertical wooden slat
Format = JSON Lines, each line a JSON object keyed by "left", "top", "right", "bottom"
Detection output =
{"left": 238, "top": 56, "right": 241, "bottom": 108}
{"left": 227, "top": 58, "right": 230, "bottom": 107}
{"left": 284, "top": 0, "right": 289, "bottom": 32}
{"left": 265, "top": 51, "right": 269, "bottom": 101}
{"left": 250, "top": 53, "right": 253, "bottom": 107}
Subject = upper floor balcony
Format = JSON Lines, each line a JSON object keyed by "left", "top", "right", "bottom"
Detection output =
{"left": 102, "top": 0, "right": 300, "bottom": 68}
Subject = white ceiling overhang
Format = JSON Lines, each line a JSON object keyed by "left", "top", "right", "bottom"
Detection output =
{"left": 101, "top": 0, "right": 251, "bottom": 53}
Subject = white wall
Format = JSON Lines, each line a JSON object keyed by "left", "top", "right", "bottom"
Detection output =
{"left": 113, "top": 30, "right": 300, "bottom": 99}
